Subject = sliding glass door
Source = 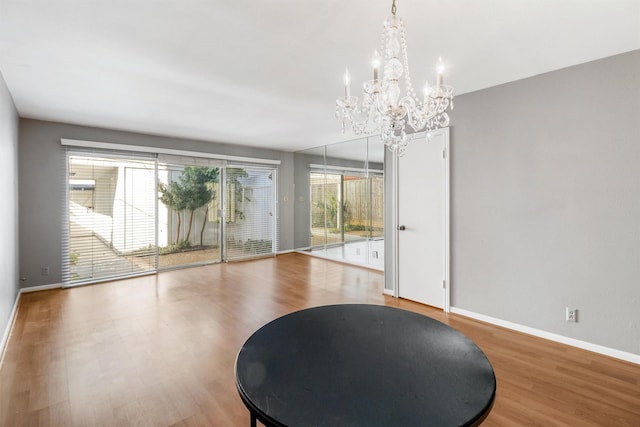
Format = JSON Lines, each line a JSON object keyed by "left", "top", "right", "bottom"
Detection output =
{"left": 65, "top": 150, "right": 278, "bottom": 285}
{"left": 67, "top": 152, "right": 156, "bottom": 285}
{"left": 157, "top": 155, "right": 223, "bottom": 269}
{"left": 224, "top": 166, "right": 277, "bottom": 260}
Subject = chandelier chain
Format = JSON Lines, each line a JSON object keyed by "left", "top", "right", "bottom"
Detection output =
{"left": 391, "top": 0, "right": 396, "bottom": 15}
{"left": 399, "top": 25, "right": 418, "bottom": 102}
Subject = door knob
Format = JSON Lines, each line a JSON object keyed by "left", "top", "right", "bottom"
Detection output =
{"left": 397, "top": 225, "right": 406, "bottom": 231}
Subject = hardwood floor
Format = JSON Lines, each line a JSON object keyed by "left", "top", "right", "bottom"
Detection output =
{"left": 1, "top": 253, "right": 638, "bottom": 426}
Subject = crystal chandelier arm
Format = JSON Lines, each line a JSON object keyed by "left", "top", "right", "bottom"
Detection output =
{"left": 399, "top": 96, "right": 425, "bottom": 132}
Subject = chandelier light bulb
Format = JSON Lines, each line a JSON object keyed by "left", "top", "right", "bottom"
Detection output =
{"left": 335, "top": 0, "right": 454, "bottom": 156}
{"left": 437, "top": 56, "right": 445, "bottom": 88}
{"left": 344, "top": 67, "right": 351, "bottom": 98}
{"left": 372, "top": 50, "right": 381, "bottom": 83}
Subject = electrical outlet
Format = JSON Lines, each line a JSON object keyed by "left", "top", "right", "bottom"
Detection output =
{"left": 41, "top": 266, "right": 50, "bottom": 276}
{"left": 566, "top": 307, "right": 578, "bottom": 322}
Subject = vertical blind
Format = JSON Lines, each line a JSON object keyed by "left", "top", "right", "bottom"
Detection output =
{"left": 65, "top": 150, "right": 157, "bottom": 285}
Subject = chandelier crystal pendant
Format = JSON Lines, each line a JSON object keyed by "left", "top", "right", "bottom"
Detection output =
{"left": 335, "top": 0, "right": 454, "bottom": 156}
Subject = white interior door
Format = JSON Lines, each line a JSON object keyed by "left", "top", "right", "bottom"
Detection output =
{"left": 397, "top": 129, "right": 449, "bottom": 309}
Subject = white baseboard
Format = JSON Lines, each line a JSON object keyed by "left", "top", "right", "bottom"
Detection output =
{"left": 8, "top": 284, "right": 634, "bottom": 365}
{"left": 276, "top": 249, "right": 297, "bottom": 255}
{"left": 0, "top": 291, "right": 20, "bottom": 366}
{"left": 382, "top": 288, "right": 395, "bottom": 296}
{"left": 20, "top": 283, "right": 62, "bottom": 293}
{"left": 295, "top": 250, "right": 384, "bottom": 272}
{"left": 450, "top": 306, "right": 640, "bottom": 365}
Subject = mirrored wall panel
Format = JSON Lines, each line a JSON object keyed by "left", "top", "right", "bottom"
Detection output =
{"left": 294, "top": 136, "right": 384, "bottom": 270}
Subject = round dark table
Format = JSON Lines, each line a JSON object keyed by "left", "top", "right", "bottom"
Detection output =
{"left": 235, "top": 304, "right": 496, "bottom": 427}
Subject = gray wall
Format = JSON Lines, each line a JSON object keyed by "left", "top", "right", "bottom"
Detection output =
{"left": 18, "top": 119, "right": 295, "bottom": 289}
{"left": 0, "top": 71, "right": 19, "bottom": 339}
{"left": 451, "top": 50, "right": 640, "bottom": 355}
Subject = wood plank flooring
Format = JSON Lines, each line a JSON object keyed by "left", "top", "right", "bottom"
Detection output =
{"left": 1, "top": 253, "right": 638, "bottom": 426}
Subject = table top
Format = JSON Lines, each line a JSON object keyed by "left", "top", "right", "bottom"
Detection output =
{"left": 235, "top": 304, "right": 496, "bottom": 427}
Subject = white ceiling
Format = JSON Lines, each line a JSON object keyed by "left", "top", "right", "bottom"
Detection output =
{"left": 1, "top": 1, "right": 639, "bottom": 152}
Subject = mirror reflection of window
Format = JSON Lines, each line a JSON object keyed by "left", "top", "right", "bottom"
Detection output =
{"left": 295, "top": 136, "right": 384, "bottom": 270}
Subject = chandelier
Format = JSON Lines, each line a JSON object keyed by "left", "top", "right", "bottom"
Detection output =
{"left": 335, "top": 0, "right": 454, "bottom": 155}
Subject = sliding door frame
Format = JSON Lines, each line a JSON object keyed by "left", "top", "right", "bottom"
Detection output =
{"left": 64, "top": 149, "right": 158, "bottom": 287}
{"left": 61, "top": 139, "right": 281, "bottom": 286}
